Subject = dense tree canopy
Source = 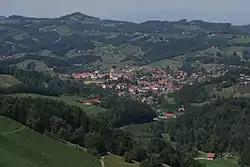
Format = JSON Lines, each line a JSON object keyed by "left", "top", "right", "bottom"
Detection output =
{"left": 162, "top": 97, "right": 250, "bottom": 166}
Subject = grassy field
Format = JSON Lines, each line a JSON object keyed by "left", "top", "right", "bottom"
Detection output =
{"left": 105, "top": 155, "right": 139, "bottom": 167}
{"left": 0, "top": 115, "right": 101, "bottom": 167}
{"left": 0, "top": 74, "right": 21, "bottom": 87}
{"left": 199, "top": 159, "right": 238, "bottom": 167}
{"left": 117, "top": 44, "right": 142, "bottom": 56}
{"left": 146, "top": 59, "right": 181, "bottom": 69}
{"left": 9, "top": 93, "right": 106, "bottom": 116}
{"left": 55, "top": 25, "right": 73, "bottom": 36}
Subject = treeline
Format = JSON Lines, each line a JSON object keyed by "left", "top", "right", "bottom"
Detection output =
{"left": 0, "top": 96, "right": 204, "bottom": 167}
{"left": 163, "top": 97, "right": 250, "bottom": 166}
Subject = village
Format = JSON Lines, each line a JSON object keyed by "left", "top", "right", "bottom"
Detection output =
{"left": 59, "top": 65, "right": 228, "bottom": 120}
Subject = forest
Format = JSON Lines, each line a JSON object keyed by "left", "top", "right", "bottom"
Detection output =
{"left": 0, "top": 95, "right": 203, "bottom": 167}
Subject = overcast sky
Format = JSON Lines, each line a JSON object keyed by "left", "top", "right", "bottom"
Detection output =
{"left": 1, "top": 0, "right": 249, "bottom": 25}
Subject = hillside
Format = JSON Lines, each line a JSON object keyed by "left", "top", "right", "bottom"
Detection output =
{"left": 0, "top": 74, "right": 21, "bottom": 87}
{"left": 0, "top": 115, "right": 100, "bottom": 167}
{"left": 2, "top": 13, "right": 250, "bottom": 72}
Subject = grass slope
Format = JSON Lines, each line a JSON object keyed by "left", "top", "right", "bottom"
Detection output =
{"left": 0, "top": 74, "right": 21, "bottom": 88}
{"left": 105, "top": 155, "right": 139, "bottom": 167}
{"left": 9, "top": 93, "right": 106, "bottom": 116}
{"left": 0, "top": 116, "right": 100, "bottom": 167}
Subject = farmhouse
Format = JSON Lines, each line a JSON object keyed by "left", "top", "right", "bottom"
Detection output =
{"left": 207, "top": 153, "right": 216, "bottom": 160}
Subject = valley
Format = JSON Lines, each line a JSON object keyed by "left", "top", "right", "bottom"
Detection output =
{"left": 1, "top": 12, "right": 250, "bottom": 167}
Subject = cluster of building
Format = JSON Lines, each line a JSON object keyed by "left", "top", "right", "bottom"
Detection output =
{"left": 59, "top": 65, "right": 227, "bottom": 101}
{"left": 59, "top": 71, "right": 108, "bottom": 80}
{"left": 0, "top": 55, "right": 15, "bottom": 59}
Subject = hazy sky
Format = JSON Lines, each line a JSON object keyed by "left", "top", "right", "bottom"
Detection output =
{"left": 0, "top": 0, "right": 249, "bottom": 24}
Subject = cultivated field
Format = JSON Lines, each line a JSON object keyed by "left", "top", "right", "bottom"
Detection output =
{"left": 0, "top": 116, "right": 101, "bottom": 167}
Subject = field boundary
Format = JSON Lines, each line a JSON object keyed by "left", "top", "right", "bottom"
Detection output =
{"left": 1, "top": 125, "right": 26, "bottom": 135}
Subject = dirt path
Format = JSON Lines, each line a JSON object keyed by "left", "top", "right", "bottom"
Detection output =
{"left": 100, "top": 156, "right": 105, "bottom": 167}
{"left": 1, "top": 126, "right": 26, "bottom": 135}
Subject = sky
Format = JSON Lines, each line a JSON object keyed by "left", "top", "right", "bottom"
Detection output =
{"left": 0, "top": 0, "right": 249, "bottom": 25}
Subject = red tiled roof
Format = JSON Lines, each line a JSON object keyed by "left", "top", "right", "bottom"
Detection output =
{"left": 164, "top": 113, "right": 175, "bottom": 118}
{"left": 207, "top": 153, "right": 216, "bottom": 158}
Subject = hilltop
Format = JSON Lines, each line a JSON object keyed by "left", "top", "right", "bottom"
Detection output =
{"left": 1, "top": 12, "right": 250, "bottom": 72}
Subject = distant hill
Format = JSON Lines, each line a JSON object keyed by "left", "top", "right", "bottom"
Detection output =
{"left": 59, "top": 12, "right": 99, "bottom": 21}
{"left": 1, "top": 12, "right": 250, "bottom": 71}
